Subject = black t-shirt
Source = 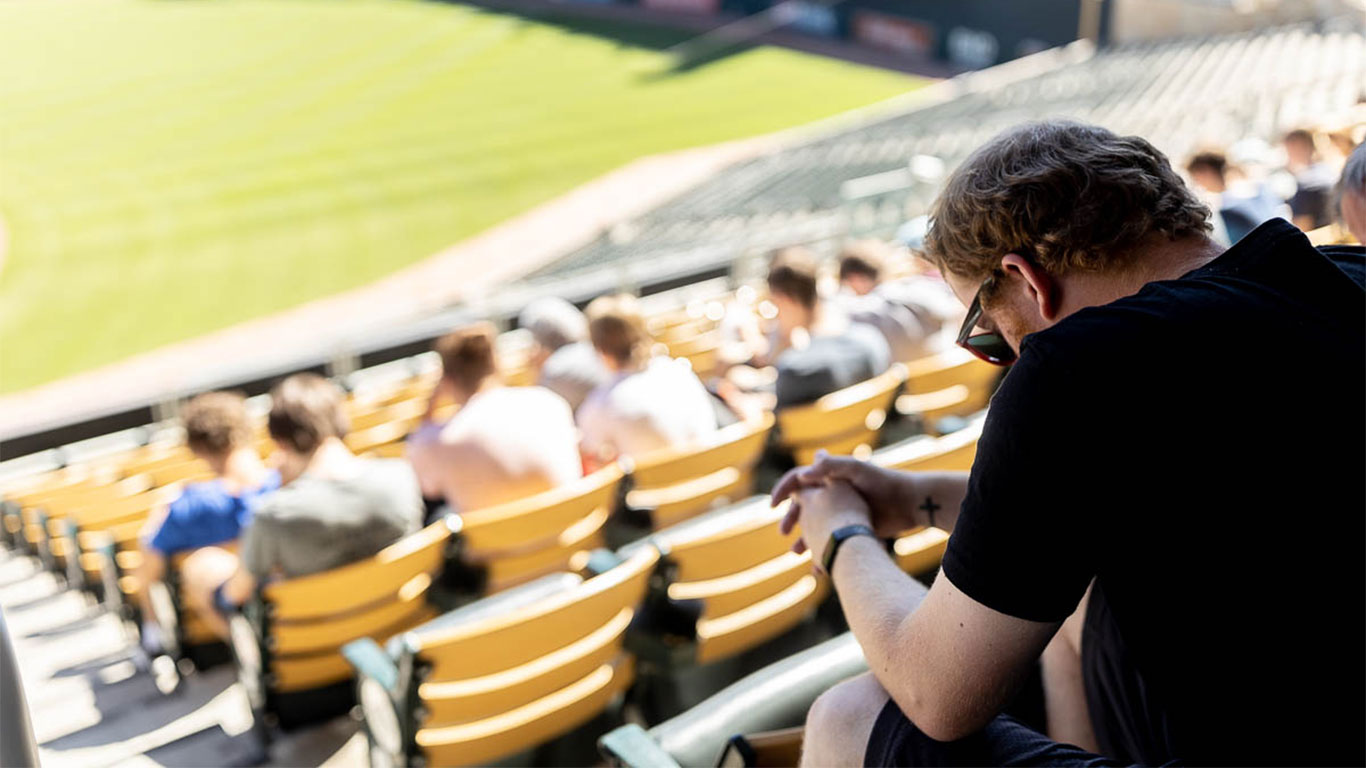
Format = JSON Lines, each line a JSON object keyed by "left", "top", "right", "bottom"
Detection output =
{"left": 941, "top": 219, "right": 1365, "bottom": 766}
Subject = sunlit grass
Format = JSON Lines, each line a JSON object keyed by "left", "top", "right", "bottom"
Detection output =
{"left": 0, "top": 0, "right": 921, "bottom": 393}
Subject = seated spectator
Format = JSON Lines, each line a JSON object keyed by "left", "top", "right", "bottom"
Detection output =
{"left": 181, "top": 374, "right": 423, "bottom": 637}
{"left": 764, "top": 247, "right": 890, "bottom": 408}
{"left": 783, "top": 119, "right": 1363, "bottom": 767}
{"left": 518, "top": 297, "right": 609, "bottom": 413}
{"left": 836, "top": 239, "right": 960, "bottom": 363}
{"left": 578, "top": 294, "right": 718, "bottom": 465}
{"left": 1284, "top": 127, "right": 1338, "bottom": 230}
{"left": 1185, "top": 150, "right": 1287, "bottom": 244}
{"left": 1338, "top": 142, "right": 1366, "bottom": 243}
{"left": 134, "top": 391, "right": 279, "bottom": 654}
{"left": 407, "top": 322, "right": 582, "bottom": 512}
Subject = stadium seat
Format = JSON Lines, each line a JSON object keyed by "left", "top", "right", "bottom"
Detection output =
{"left": 662, "top": 331, "right": 723, "bottom": 380}
{"left": 625, "top": 495, "right": 826, "bottom": 667}
{"left": 344, "top": 545, "right": 659, "bottom": 767}
{"left": 57, "top": 482, "right": 175, "bottom": 593}
{"left": 599, "top": 632, "right": 867, "bottom": 768}
{"left": 872, "top": 412, "right": 984, "bottom": 473}
{"left": 344, "top": 418, "right": 418, "bottom": 460}
{"left": 21, "top": 472, "right": 144, "bottom": 573}
{"left": 777, "top": 365, "right": 907, "bottom": 465}
{"left": 452, "top": 466, "right": 623, "bottom": 594}
{"left": 621, "top": 414, "right": 773, "bottom": 533}
{"left": 895, "top": 350, "right": 998, "bottom": 431}
{"left": 228, "top": 518, "right": 453, "bottom": 733}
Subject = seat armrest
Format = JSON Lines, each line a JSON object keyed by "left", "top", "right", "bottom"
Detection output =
{"left": 599, "top": 724, "right": 684, "bottom": 768}
{"left": 649, "top": 633, "right": 867, "bottom": 768}
{"left": 342, "top": 638, "right": 399, "bottom": 691}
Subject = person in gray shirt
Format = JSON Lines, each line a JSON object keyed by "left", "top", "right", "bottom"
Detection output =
{"left": 181, "top": 374, "right": 422, "bottom": 637}
{"left": 519, "top": 296, "right": 609, "bottom": 413}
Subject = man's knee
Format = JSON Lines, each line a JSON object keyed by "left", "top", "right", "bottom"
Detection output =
{"left": 180, "top": 547, "right": 237, "bottom": 604}
{"left": 803, "top": 672, "right": 890, "bottom": 767}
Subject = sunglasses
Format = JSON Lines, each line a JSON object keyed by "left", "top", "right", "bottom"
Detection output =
{"left": 956, "top": 277, "right": 1017, "bottom": 366}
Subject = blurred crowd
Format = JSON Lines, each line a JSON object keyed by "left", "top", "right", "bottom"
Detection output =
{"left": 1185, "top": 123, "right": 1366, "bottom": 244}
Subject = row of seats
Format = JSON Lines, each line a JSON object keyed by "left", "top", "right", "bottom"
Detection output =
{"left": 318, "top": 419, "right": 984, "bottom": 767}
{"left": 0, "top": 283, "right": 998, "bottom": 765}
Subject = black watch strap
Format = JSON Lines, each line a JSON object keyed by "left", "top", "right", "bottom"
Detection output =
{"left": 822, "top": 524, "right": 879, "bottom": 573}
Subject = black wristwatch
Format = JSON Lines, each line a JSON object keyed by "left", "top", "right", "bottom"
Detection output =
{"left": 822, "top": 524, "right": 879, "bottom": 574}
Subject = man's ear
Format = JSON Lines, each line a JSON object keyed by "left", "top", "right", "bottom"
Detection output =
{"left": 999, "top": 253, "right": 1060, "bottom": 321}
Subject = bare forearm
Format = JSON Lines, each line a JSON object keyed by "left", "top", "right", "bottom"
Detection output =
{"left": 830, "top": 536, "right": 928, "bottom": 696}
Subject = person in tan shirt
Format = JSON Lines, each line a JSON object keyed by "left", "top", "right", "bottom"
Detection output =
{"left": 407, "top": 323, "right": 582, "bottom": 513}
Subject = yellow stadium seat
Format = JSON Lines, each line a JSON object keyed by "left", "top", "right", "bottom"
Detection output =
{"left": 344, "top": 546, "right": 658, "bottom": 767}
{"left": 349, "top": 397, "right": 427, "bottom": 433}
{"left": 777, "top": 365, "right": 907, "bottom": 465}
{"left": 663, "top": 332, "right": 723, "bottom": 379}
{"left": 229, "top": 519, "right": 453, "bottom": 733}
{"left": 896, "top": 350, "right": 998, "bottom": 431}
{"left": 871, "top": 413, "right": 984, "bottom": 473}
{"left": 624, "top": 414, "right": 773, "bottom": 531}
{"left": 454, "top": 466, "right": 623, "bottom": 594}
{"left": 641, "top": 496, "right": 827, "bottom": 666}
{"left": 345, "top": 418, "right": 417, "bottom": 457}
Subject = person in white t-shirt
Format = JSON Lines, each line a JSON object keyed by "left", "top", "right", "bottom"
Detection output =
{"left": 407, "top": 322, "right": 582, "bottom": 512}
{"left": 578, "top": 294, "right": 718, "bottom": 467}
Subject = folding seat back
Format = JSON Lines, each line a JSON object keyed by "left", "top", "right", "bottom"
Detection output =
{"left": 119, "top": 446, "right": 197, "bottom": 480}
{"left": 896, "top": 349, "right": 999, "bottom": 430}
{"left": 632, "top": 496, "right": 826, "bottom": 666}
{"left": 663, "top": 332, "right": 722, "bottom": 379}
{"left": 348, "top": 397, "right": 426, "bottom": 434}
{"left": 872, "top": 415, "right": 984, "bottom": 474}
{"left": 454, "top": 466, "right": 623, "bottom": 593}
{"left": 344, "top": 419, "right": 415, "bottom": 459}
{"left": 624, "top": 414, "right": 774, "bottom": 530}
{"left": 778, "top": 365, "right": 907, "bottom": 465}
{"left": 346, "top": 546, "right": 660, "bottom": 767}
{"left": 228, "top": 519, "right": 453, "bottom": 730}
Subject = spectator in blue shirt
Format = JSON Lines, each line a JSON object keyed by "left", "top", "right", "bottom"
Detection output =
{"left": 134, "top": 391, "right": 279, "bottom": 653}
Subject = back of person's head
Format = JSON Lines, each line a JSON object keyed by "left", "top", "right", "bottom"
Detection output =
{"left": 838, "top": 240, "right": 888, "bottom": 291}
{"left": 585, "top": 294, "right": 651, "bottom": 368}
{"left": 1283, "top": 127, "right": 1320, "bottom": 165}
{"left": 519, "top": 297, "right": 588, "bottom": 353}
{"left": 1338, "top": 143, "right": 1366, "bottom": 242}
{"left": 1186, "top": 151, "right": 1228, "bottom": 183}
{"left": 767, "top": 246, "right": 820, "bottom": 310}
{"left": 268, "top": 373, "right": 348, "bottom": 456}
{"left": 436, "top": 323, "right": 500, "bottom": 394}
{"left": 925, "top": 120, "right": 1211, "bottom": 283}
{"left": 183, "top": 391, "right": 253, "bottom": 459}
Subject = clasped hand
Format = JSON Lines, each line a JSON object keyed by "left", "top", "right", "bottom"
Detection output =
{"left": 771, "top": 450, "right": 920, "bottom": 569}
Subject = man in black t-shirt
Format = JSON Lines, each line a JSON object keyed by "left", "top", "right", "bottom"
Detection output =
{"left": 774, "top": 120, "right": 1365, "bottom": 766}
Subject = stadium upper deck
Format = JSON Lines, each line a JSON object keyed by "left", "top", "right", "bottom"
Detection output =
{"left": 527, "top": 24, "right": 1366, "bottom": 286}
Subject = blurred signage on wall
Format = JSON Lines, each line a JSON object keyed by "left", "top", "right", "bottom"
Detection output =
{"left": 773, "top": 0, "right": 840, "bottom": 37}
{"left": 642, "top": 0, "right": 722, "bottom": 12}
{"left": 946, "top": 25, "right": 1000, "bottom": 67}
{"left": 851, "top": 9, "right": 936, "bottom": 57}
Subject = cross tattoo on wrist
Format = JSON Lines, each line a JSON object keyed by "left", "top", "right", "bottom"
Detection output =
{"left": 918, "top": 497, "right": 941, "bottom": 528}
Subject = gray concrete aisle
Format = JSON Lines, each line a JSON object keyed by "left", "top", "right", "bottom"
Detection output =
{"left": 0, "top": 549, "right": 366, "bottom": 768}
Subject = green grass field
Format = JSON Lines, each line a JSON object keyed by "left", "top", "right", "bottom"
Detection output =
{"left": 0, "top": 0, "right": 921, "bottom": 394}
